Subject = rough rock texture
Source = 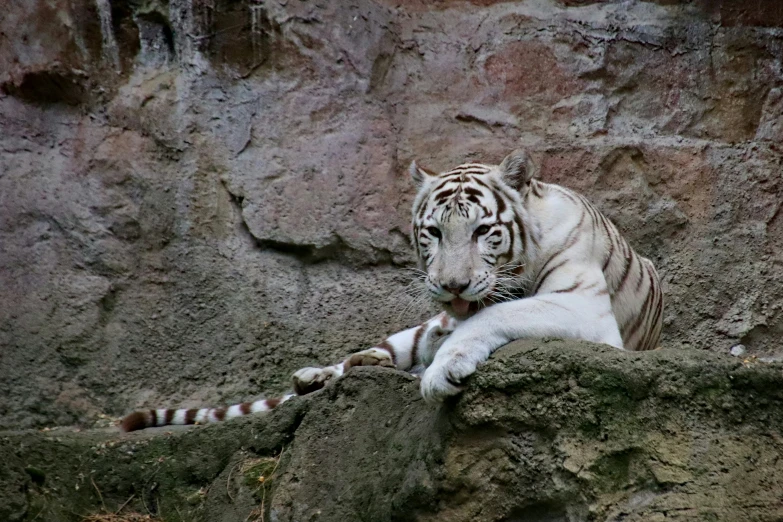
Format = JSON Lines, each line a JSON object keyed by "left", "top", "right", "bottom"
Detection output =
{"left": 3, "top": 339, "right": 783, "bottom": 521}
{"left": 1, "top": 0, "right": 783, "bottom": 429}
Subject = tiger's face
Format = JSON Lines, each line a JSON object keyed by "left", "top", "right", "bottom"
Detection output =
{"left": 409, "top": 150, "right": 536, "bottom": 318}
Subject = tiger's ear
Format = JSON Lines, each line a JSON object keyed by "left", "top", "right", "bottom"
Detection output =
{"left": 499, "top": 149, "right": 538, "bottom": 191}
{"left": 409, "top": 160, "right": 438, "bottom": 187}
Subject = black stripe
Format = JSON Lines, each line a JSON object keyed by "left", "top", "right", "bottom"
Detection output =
{"left": 376, "top": 340, "right": 397, "bottom": 365}
{"left": 622, "top": 270, "right": 655, "bottom": 349}
{"left": 513, "top": 213, "right": 526, "bottom": 253}
{"left": 581, "top": 281, "right": 600, "bottom": 292}
{"left": 535, "top": 298, "right": 571, "bottom": 311}
{"left": 502, "top": 221, "right": 514, "bottom": 263}
{"left": 599, "top": 213, "right": 615, "bottom": 272}
{"left": 416, "top": 196, "right": 429, "bottom": 220}
{"left": 185, "top": 409, "right": 198, "bottom": 424}
{"left": 557, "top": 210, "right": 586, "bottom": 252}
{"left": 636, "top": 260, "right": 656, "bottom": 350}
{"left": 490, "top": 178, "right": 520, "bottom": 204}
{"left": 555, "top": 186, "right": 580, "bottom": 204}
{"left": 435, "top": 174, "right": 463, "bottom": 183}
{"left": 444, "top": 168, "right": 490, "bottom": 176}
{"left": 553, "top": 281, "right": 582, "bottom": 293}
{"left": 411, "top": 327, "right": 425, "bottom": 367}
{"left": 635, "top": 261, "right": 646, "bottom": 292}
{"left": 432, "top": 179, "right": 459, "bottom": 191}
{"left": 640, "top": 272, "right": 663, "bottom": 351}
{"left": 533, "top": 259, "right": 567, "bottom": 294}
{"left": 616, "top": 249, "right": 635, "bottom": 294}
{"left": 641, "top": 277, "right": 662, "bottom": 351}
{"left": 533, "top": 253, "right": 559, "bottom": 285}
{"left": 471, "top": 175, "right": 492, "bottom": 191}
{"left": 494, "top": 190, "right": 508, "bottom": 215}
{"left": 433, "top": 188, "right": 456, "bottom": 202}
{"left": 583, "top": 201, "right": 602, "bottom": 243}
{"left": 647, "top": 299, "right": 663, "bottom": 350}
{"left": 602, "top": 243, "right": 614, "bottom": 272}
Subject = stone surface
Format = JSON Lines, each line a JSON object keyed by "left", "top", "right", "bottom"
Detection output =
{"left": 1, "top": 0, "right": 783, "bottom": 429}
{"left": 730, "top": 344, "right": 747, "bottom": 357}
{"left": 3, "top": 340, "right": 783, "bottom": 521}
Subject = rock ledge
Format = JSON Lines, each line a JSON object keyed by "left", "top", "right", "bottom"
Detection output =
{"left": 3, "top": 339, "right": 783, "bottom": 521}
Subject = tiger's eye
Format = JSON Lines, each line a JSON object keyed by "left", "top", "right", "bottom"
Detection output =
{"left": 474, "top": 225, "right": 491, "bottom": 236}
{"left": 426, "top": 226, "right": 442, "bottom": 239}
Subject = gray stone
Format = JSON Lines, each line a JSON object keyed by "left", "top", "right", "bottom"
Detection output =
{"left": 0, "top": 0, "right": 782, "bottom": 429}
{"left": 730, "top": 344, "right": 746, "bottom": 357}
{"left": 3, "top": 340, "right": 783, "bottom": 521}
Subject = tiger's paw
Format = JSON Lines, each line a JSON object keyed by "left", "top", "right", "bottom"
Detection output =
{"left": 344, "top": 348, "right": 395, "bottom": 370}
{"left": 420, "top": 351, "right": 476, "bottom": 403}
{"left": 292, "top": 366, "right": 341, "bottom": 396}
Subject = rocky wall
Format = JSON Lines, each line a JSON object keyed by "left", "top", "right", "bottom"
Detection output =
{"left": 1, "top": 0, "right": 782, "bottom": 428}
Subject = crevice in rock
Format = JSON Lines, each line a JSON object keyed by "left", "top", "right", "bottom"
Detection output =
{"left": 257, "top": 233, "right": 398, "bottom": 266}
{"left": 502, "top": 500, "right": 571, "bottom": 522}
{"left": 220, "top": 179, "right": 402, "bottom": 266}
{"left": 220, "top": 179, "right": 324, "bottom": 261}
{"left": 368, "top": 51, "right": 393, "bottom": 93}
{"left": 0, "top": 70, "right": 88, "bottom": 106}
{"left": 455, "top": 109, "right": 520, "bottom": 132}
{"left": 135, "top": 10, "right": 177, "bottom": 65}
{"left": 97, "top": 284, "right": 125, "bottom": 328}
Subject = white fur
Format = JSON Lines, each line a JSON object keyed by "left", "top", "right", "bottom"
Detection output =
{"left": 195, "top": 409, "right": 209, "bottom": 423}
{"left": 172, "top": 410, "right": 187, "bottom": 425}
{"left": 155, "top": 409, "right": 168, "bottom": 426}
{"left": 227, "top": 404, "right": 245, "bottom": 418}
{"left": 420, "top": 291, "right": 623, "bottom": 402}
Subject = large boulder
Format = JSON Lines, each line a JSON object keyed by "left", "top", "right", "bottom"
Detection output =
{"left": 2, "top": 339, "right": 783, "bottom": 521}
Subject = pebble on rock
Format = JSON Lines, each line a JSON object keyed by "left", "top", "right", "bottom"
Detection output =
{"left": 730, "top": 345, "right": 746, "bottom": 357}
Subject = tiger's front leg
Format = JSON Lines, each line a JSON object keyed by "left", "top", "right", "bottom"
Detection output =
{"left": 420, "top": 292, "right": 623, "bottom": 403}
{"left": 292, "top": 312, "right": 458, "bottom": 395}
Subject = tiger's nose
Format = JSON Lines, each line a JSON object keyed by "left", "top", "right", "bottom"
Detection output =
{"left": 442, "top": 281, "right": 470, "bottom": 295}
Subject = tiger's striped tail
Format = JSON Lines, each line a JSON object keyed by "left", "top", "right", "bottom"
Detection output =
{"left": 120, "top": 394, "right": 296, "bottom": 432}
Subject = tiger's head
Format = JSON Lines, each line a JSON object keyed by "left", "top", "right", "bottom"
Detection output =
{"left": 410, "top": 149, "right": 537, "bottom": 319}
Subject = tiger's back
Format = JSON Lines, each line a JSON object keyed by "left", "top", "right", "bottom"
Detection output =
{"left": 526, "top": 180, "right": 663, "bottom": 352}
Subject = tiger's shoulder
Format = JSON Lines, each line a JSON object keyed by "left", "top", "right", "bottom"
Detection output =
{"left": 523, "top": 177, "right": 663, "bottom": 352}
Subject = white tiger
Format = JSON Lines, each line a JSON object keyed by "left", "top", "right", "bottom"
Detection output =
{"left": 122, "top": 149, "right": 662, "bottom": 431}
{"left": 291, "top": 149, "right": 663, "bottom": 403}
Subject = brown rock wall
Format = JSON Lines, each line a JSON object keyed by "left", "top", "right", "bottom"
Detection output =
{"left": 0, "top": 0, "right": 782, "bottom": 428}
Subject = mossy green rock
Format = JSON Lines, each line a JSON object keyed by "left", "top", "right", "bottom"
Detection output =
{"left": 3, "top": 340, "right": 783, "bottom": 521}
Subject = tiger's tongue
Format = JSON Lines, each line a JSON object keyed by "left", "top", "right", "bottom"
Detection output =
{"left": 451, "top": 297, "right": 470, "bottom": 316}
